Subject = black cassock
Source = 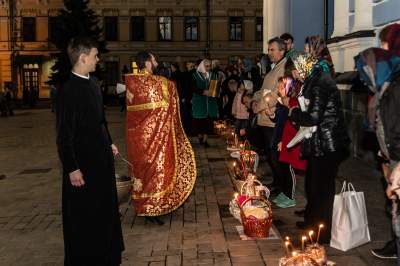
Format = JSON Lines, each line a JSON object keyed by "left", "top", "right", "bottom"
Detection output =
{"left": 56, "top": 73, "right": 124, "bottom": 265}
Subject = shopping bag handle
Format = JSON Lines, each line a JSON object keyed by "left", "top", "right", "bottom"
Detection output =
{"left": 340, "top": 181, "right": 347, "bottom": 193}
{"left": 347, "top": 182, "right": 357, "bottom": 193}
{"left": 344, "top": 182, "right": 365, "bottom": 214}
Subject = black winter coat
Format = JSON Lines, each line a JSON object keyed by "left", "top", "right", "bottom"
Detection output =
{"left": 380, "top": 73, "right": 400, "bottom": 161}
{"left": 291, "top": 70, "right": 349, "bottom": 158}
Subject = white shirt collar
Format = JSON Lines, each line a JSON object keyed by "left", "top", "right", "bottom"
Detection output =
{"left": 72, "top": 71, "right": 90, "bottom": 80}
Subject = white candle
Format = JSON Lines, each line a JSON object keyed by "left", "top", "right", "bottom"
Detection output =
{"left": 317, "top": 224, "right": 324, "bottom": 244}
{"left": 285, "top": 241, "right": 290, "bottom": 257}
{"left": 308, "top": 230, "right": 314, "bottom": 244}
{"left": 302, "top": 236, "right": 307, "bottom": 251}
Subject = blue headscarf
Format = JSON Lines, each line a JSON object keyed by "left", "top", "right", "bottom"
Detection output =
{"left": 355, "top": 47, "right": 400, "bottom": 93}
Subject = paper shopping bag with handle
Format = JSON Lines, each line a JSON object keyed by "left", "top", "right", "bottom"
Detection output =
{"left": 330, "top": 181, "right": 370, "bottom": 251}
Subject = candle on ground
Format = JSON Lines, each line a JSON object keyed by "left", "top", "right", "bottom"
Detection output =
{"left": 302, "top": 236, "right": 307, "bottom": 251}
{"left": 285, "top": 241, "right": 290, "bottom": 257}
{"left": 308, "top": 230, "right": 314, "bottom": 244}
{"left": 317, "top": 224, "right": 324, "bottom": 244}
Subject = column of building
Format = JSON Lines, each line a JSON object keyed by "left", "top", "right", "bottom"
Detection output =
{"left": 262, "top": 0, "right": 290, "bottom": 53}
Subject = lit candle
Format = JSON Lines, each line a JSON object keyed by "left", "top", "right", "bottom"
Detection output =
{"left": 308, "top": 230, "right": 314, "bottom": 244}
{"left": 233, "top": 161, "right": 236, "bottom": 167}
{"left": 292, "top": 251, "right": 297, "bottom": 257}
{"left": 285, "top": 241, "right": 290, "bottom": 257}
{"left": 302, "top": 236, "right": 307, "bottom": 251}
{"left": 317, "top": 224, "right": 324, "bottom": 244}
{"left": 285, "top": 236, "right": 293, "bottom": 251}
{"left": 234, "top": 193, "right": 238, "bottom": 200}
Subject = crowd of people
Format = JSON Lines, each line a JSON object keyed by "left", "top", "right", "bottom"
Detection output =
{"left": 54, "top": 23, "right": 400, "bottom": 264}
{"left": 155, "top": 33, "right": 348, "bottom": 244}
{"left": 157, "top": 27, "right": 400, "bottom": 260}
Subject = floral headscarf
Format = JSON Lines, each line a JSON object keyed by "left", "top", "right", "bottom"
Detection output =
{"left": 291, "top": 52, "right": 318, "bottom": 80}
{"left": 305, "top": 35, "right": 335, "bottom": 76}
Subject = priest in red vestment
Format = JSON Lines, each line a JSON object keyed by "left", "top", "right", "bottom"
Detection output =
{"left": 125, "top": 51, "right": 196, "bottom": 218}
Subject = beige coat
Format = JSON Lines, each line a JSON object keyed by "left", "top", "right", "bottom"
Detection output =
{"left": 252, "top": 58, "right": 287, "bottom": 127}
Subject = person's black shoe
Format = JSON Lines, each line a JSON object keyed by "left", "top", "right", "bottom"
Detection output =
{"left": 371, "top": 240, "right": 398, "bottom": 259}
{"left": 145, "top": 217, "right": 165, "bottom": 226}
{"left": 294, "top": 209, "right": 306, "bottom": 217}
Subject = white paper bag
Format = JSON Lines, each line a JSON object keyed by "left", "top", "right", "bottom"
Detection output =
{"left": 286, "top": 126, "right": 317, "bottom": 148}
{"left": 330, "top": 181, "right": 370, "bottom": 251}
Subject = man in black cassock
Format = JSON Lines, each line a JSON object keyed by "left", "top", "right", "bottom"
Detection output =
{"left": 56, "top": 37, "right": 124, "bottom": 265}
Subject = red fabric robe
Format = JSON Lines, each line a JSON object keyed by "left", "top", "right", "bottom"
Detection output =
{"left": 125, "top": 72, "right": 196, "bottom": 216}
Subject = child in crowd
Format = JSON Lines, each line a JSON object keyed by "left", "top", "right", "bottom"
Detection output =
{"left": 269, "top": 76, "right": 306, "bottom": 208}
{"left": 232, "top": 80, "right": 253, "bottom": 138}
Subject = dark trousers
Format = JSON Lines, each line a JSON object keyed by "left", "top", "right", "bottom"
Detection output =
{"left": 396, "top": 237, "right": 400, "bottom": 266}
{"left": 234, "top": 119, "right": 249, "bottom": 136}
{"left": 260, "top": 126, "right": 279, "bottom": 186}
{"left": 278, "top": 162, "right": 296, "bottom": 200}
{"left": 304, "top": 151, "right": 340, "bottom": 243}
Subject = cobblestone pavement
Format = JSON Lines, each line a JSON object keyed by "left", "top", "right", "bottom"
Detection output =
{"left": 0, "top": 108, "right": 396, "bottom": 265}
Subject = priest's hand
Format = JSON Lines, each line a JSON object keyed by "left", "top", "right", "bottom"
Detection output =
{"left": 203, "top": 90, "right": 209, "bottom": 96}
{"left": 69, "top": 169, "right": 85, "bottom": 187}
{"left": 111, "top": 144, "right": 119, "bottom": 156}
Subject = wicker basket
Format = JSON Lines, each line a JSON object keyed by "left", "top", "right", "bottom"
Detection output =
{"left": 214, "top": 120, "right": 226, "bottom": 135}
{"left": 240, "top": 197, "right": 272, "bottom": 238}
{"left": 240, "top": 176, "right": 270, "bottom": 199}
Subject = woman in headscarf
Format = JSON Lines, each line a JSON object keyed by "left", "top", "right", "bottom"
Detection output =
{"left": 355, "top": 47, "right": 400, "bottom": 261}
{"left": 284, "top": 52, "right": 348, "bottom": 243}
{"left": 191, "top": 59, "right": 219, "bottom": 147}
{"left": 304, "top": 35, "right": 335, "bottom": 77}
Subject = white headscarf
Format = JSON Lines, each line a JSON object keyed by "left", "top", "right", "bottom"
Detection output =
{"left": 197, "top": 59, "right": 211, "bottom": 79}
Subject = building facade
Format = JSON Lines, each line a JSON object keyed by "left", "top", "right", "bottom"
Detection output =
{"left": 328, "top": 0, "right": 400, "bottom": 73}
{"left": 327, "top": 0, "right": 400, "bottom": 159}
{"left": 0, "top": 0, "right": 263, "bottom": 99}
{"left": 262, "top": 0, "right": 333, "bottom": 53}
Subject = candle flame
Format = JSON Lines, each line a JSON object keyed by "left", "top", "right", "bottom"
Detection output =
{"left": 285, "top": 236, "right": 290, "bottom": 241}
{"left": 302, "top": 236, "right": 307, "bottom": 241}
{"left": 309, "top": 230, "right": 314, "bottom": 236}
{"left": 292, "top": 251, "right": 297, "bottom": 257}
{"left": 285, "top": 241, "right": 289, "bottom": 246}
{"left": 319, "top": 224, "right": 324, "bottom": 228}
